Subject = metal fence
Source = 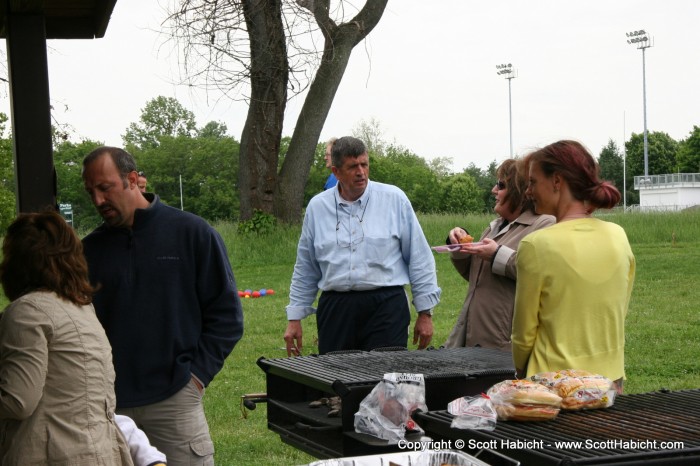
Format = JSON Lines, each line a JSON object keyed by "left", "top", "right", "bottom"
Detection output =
{"left": 625, "top": 204, "right": 695, "bottom": 212}
{"left": 634, "top": 173, "right": 700, "bottom": 189}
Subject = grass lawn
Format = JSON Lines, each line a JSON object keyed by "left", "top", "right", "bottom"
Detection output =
{"left": 1, "top": 210, "right": 698, "bottom": 465}
{"left": 207, "top": 210, "right": 700, "bottom": 465}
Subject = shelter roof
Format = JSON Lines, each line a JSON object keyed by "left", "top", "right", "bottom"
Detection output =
{"left": 0, "top": 0, "right": 117, "bottom": 39}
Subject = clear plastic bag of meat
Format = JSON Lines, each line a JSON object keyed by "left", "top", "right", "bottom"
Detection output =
{"left": 447, "top": 393, "right": 497, "bottom": 431}
{"left": 353, "top": 372, "right": 427, "bottom": 444}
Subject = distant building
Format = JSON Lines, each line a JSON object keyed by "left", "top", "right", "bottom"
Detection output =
{"left": 634, "top": 173, "right": 700, "bottom": 211}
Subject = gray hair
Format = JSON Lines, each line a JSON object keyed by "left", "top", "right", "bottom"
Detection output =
{"left": 331, "top": 136, "right": 367, "bottom": 168}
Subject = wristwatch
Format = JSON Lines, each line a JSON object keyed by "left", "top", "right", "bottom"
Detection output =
{"left": 419, "top": 309, "right": 433, "bottom": 317}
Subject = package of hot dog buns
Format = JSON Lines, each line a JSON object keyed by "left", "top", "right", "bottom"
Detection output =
{"left": 530, "top": 369, "right": 616, "bottom": 411}
{"left": 486, "top": 379, "right": 562, "bottom": 421}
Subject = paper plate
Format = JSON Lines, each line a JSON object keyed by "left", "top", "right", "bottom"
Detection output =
{"left": 431, "top": 242, "right": 483, "bottom": 253}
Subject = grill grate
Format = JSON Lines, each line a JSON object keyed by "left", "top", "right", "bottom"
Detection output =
{"left": 416, "top": 388, "right": 700, "bottom": 466}
{"left": 258, "top": 347, "right": 515, "bottom": 388}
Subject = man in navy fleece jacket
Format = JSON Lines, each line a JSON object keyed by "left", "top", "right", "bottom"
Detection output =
{"left": 82, "top": 146, "right": 243, "bottom": 466}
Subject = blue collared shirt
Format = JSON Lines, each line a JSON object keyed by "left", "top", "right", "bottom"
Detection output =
{"left": 323, "top": 172, "right": 338, "bottom": 190}
{"left": 286, "top": 180, "right": 441, "bottom": 320}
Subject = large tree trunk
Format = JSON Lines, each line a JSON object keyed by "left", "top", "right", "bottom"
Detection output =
{"left": 239, "top": 0, "right": 288, "bottom": 220}
{"left": 273, "top": 0, "right": 388, "bottom": 223}
{"left": 166, "top": 1, "right": 388, "bottom": 223}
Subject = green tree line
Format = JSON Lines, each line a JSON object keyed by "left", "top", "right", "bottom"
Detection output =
{"left": 1, "top": 96, "right": 699, "bottom": 234}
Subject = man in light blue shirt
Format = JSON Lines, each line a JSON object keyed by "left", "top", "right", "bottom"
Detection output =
{"left": 284, "top": 136, "right": 441, "bottom": 355}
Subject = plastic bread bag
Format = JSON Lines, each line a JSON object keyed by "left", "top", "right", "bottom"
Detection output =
{"left": 447, "top": 393, "right": 497, "bottom": 431}
{"left": 353, "top": 373, "right": 428, "bottom": 444}
{"left": 486, "top": 379, "right": 562, "bottom": 421}
{"left": 530, "top": 369, "right": 616, "bottom": 411}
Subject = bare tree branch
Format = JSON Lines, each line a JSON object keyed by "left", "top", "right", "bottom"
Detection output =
{"left": 164, "top": 0, "right": 325, "bottom": 101}
{"left": 162, "top": 1, "right": 388, "bottom": 222}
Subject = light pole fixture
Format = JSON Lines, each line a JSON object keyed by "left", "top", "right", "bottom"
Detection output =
{"left": 496, "top": 63, "right": 517, "bottom": 157}
{"left": 626, "top": 29, "right": 653, "bottom": 180}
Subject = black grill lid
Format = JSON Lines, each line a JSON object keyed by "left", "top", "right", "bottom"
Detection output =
{"left": 258, "top": 347, "right": 514, "bottom": 389}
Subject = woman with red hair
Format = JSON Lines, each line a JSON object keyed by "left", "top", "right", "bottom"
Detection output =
{"left": 512, "top": 140, "right": 636, "bottom": 393}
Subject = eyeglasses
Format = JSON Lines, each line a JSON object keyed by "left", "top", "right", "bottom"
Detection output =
{"left": 336, "top": 218, "right": 365, "bottom": 248}
{"left": 137, "top": 171, "right": 146, "bottom": 177}
{"left": 496, "top": 180, "right": 506, "bottom": 190}
{"left": 335, "top": 193, "right": 369, "bottom": 248}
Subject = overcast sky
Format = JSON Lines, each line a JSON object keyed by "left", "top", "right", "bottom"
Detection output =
{"left": 2, "top": 0, "right": 699, "bottom": 171}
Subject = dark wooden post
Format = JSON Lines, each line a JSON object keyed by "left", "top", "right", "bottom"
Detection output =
{"left": 6, "top": 11, "right": 56, "bottom": 213}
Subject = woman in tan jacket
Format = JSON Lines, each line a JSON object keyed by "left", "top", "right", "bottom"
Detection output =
{"left": 0, "top": 211, "right": 133, "bottom": 465}
{"left": 443, "top": 159, "right": 555, "bottom": 350}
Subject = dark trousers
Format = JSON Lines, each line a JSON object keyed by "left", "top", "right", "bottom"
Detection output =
{"left": 316, "top": 286, "right": 410, "bottom": 354}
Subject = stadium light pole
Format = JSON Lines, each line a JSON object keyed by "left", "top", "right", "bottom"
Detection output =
{"left": 496, "top": 63, "right": 516, "bottom": 157}
{"left": 623, "top": 111, "right": 627, "bottom": 210}
{"left": 626, "top": 29, "right": 653, "bottom": 180}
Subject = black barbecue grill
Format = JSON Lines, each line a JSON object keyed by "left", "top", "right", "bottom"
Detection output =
{"left": 257, "top": 346, "right": 515, "bottom": 459}
{"left": 415, "top": 388, "right": 700, "bottom": 466}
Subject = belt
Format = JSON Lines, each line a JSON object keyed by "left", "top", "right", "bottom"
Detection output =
{"left": 322, "top": 285, "right": 403, "bottom": 295}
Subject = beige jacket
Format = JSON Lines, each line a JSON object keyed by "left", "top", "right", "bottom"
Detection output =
{"left": 0, "top": 291, "right": 132, "bottom": 466}
{"left": 444, "top": 211, "right": 555, "bottom": 350}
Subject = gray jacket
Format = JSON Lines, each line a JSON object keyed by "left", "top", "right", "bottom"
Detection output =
{"left": 0, "top": 291, "right": 132, "bottom": 465}
{"left": 444, "top": 211, "right": 555, "bottom": 350}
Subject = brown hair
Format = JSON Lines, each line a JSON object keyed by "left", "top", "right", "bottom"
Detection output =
{"left": 498, "top": 158, "right": 534, "bottom": 214}
{"left": 82, "top": 146, "right": 138, "bottom": 189}
{"left": 0, "top": 210, "right": 95, "bottom": 304}
{"left": 524, "top": 140, "right": 621, "bottom": 211}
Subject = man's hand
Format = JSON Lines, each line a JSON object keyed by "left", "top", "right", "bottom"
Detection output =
{"left": 284, "top": 320, "right": 303, "bottom": 357}
{"left": 412, "top": 313, "right": 433, "bottom": 349}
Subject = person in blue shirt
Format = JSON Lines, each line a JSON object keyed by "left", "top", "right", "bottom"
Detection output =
{"left": 323, "top": 137, "right": 338, "bottom": 190}
{"left": 284, "top": 136, "right": 441, "bottom": 355}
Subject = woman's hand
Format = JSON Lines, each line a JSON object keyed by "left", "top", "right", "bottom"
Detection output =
{"left": 448, "top": 227, "right": 468, "bottom": 244}
{"left": 461, "top": 237, "right": 499, "bottom": 261}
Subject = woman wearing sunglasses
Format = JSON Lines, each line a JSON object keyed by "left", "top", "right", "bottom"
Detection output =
{"left": 443, "top": 158, "right": 555, "bottom": 350}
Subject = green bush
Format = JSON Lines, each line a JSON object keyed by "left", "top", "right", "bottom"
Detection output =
{"left": 237, "top": 210, "right": 277, "bottom": 235}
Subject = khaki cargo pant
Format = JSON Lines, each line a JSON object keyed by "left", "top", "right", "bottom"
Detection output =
{"left": 118, "top": 379, "right": 214, "bottom": 465}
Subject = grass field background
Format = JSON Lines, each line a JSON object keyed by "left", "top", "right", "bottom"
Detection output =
{"left": 1, "top": 210, "right": 699, "bottom": 465}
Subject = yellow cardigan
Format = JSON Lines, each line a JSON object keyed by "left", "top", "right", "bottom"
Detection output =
{"left": 512, "top": 218, "right": 636, "bottom": 380}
